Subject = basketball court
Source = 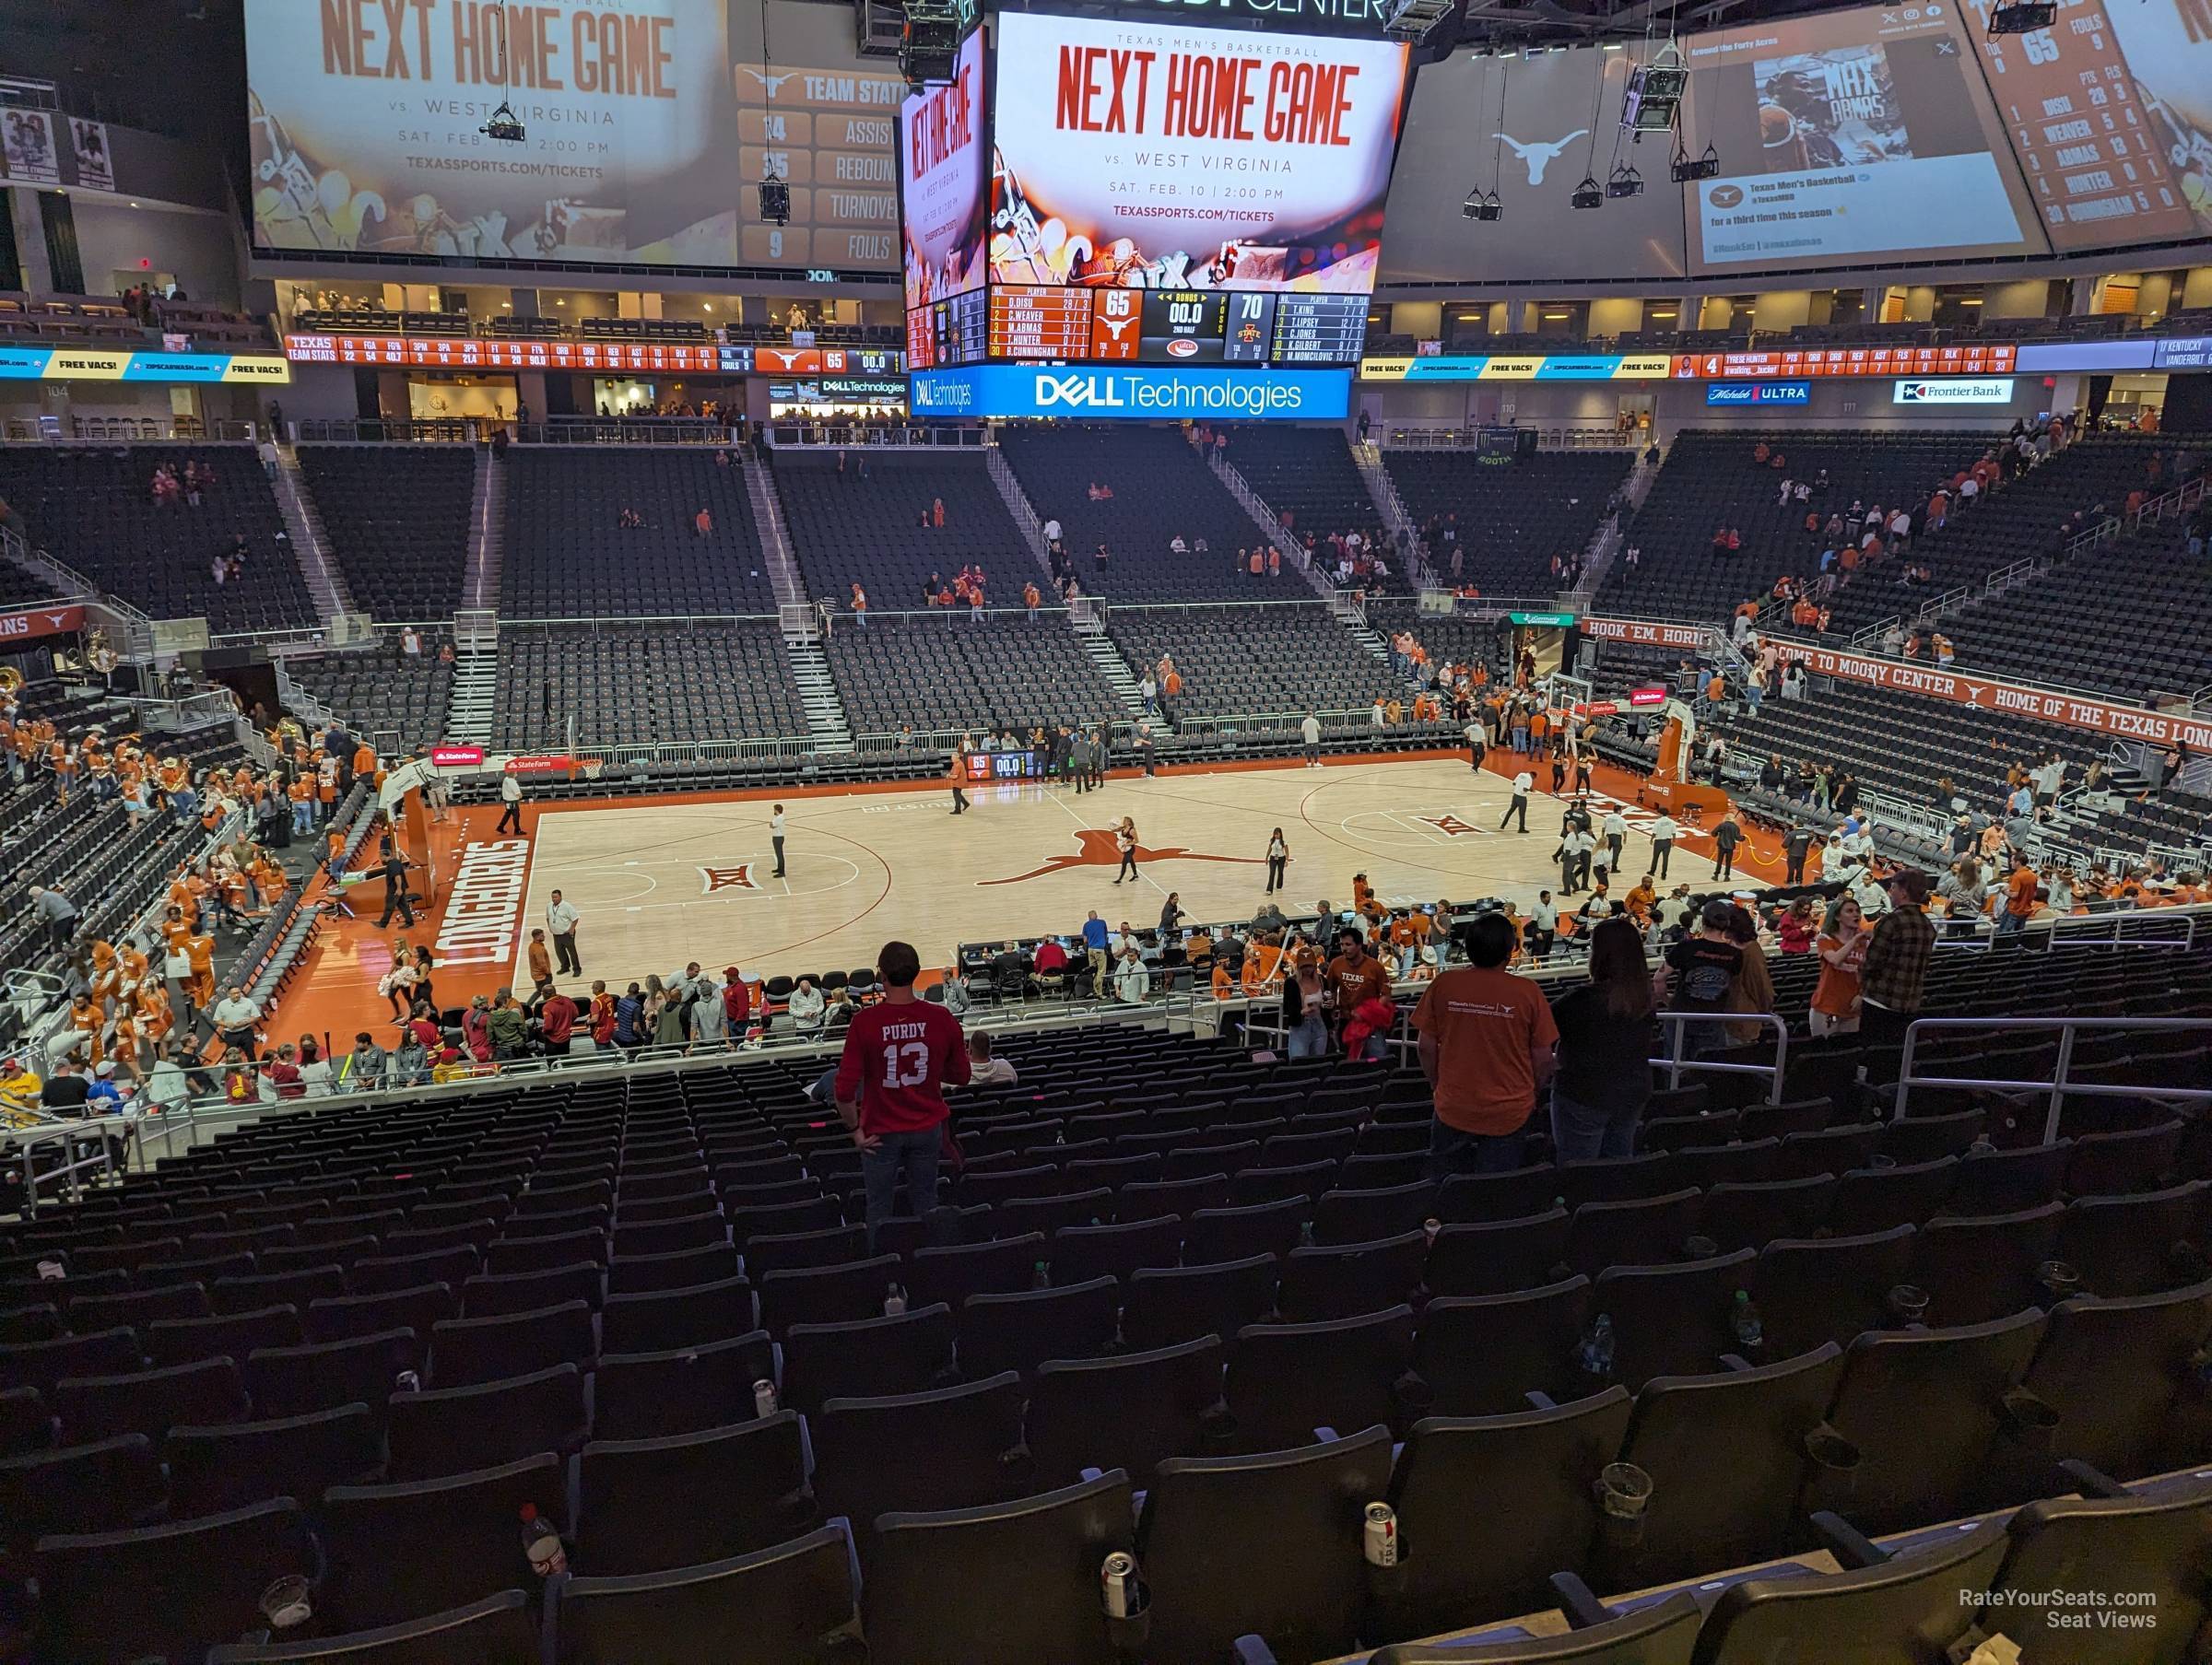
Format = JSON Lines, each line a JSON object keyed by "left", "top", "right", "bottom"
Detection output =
{"left": 270, "top": 752, "right": 1755, "bottom": 1038}
{"left": 498, "top": 756, "right": 1728, "bottom": 991}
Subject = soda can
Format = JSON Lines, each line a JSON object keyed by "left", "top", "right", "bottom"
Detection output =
{"left": 1363, "top": 1502, "right": 1398, "bottom": 1567}
{"left": 1101, "top": 1551, "right": 1138, "bottom": 1619}
{"left": 753, "top": 1378, "right": 779, "bottom": 1418}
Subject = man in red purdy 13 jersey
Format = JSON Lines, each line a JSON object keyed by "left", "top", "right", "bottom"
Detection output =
{"left": 834, "top": 940, "right": 971, "bottom": 1250}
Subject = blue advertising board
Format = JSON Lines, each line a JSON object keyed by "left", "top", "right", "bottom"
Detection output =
{"left": 1706, "top": 381, "right": 1812, "bottom": 406}
{"left": 908, "top": 364, "right": 1352, "bottom": 421}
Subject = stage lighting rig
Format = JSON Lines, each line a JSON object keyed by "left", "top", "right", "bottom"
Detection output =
{"left": 1571, "top": 174, "right": 1604, "bottom": 210}
{"left": 1671, "top": 141, "right": 1720, "bottom": 182}
{"left": 899, "top": 0, "right": 963, "bottom": 88}
{"left": 759, "top": 174, "right": 792, "bottom": 227}
{"left": 480, "top": 101, "right": 525, "bottom": 143}
{"left": 1987, "top": 0, "right": 2056, "bottom": 29}
{"left": 1384, "top": 0, "right": 1461, "bottom": 45}
{"left": 1621, "top": 41, "right": 1688, "bottom": 135}
{"left": 1462, "top": 188, "right": 1501, "bottom": 221}
{"left": 1606, "top": 161, "right": 1644, "bottom": 198}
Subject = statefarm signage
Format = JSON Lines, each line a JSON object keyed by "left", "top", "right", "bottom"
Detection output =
{"left": 1771, "top": 641, "right": 2212, "bottom": 753}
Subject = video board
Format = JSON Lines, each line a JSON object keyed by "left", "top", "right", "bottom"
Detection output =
{"left": 244, "top": 0, "right": 901, "bottom": 274}
{"left": 1682, "top": 3, "right": 2049, "bottom": 273}
{"left": 900, "top": 30, "right": 989, "bottom": 311}
{"left": 989, "top": 12, "right": 1411, "bottom": 293}
{"left": 1379, "top": 46, "right": 1691, "bottom": 285}
{"left": 1966, "top": 0, "right": 2212, "bottom": 252}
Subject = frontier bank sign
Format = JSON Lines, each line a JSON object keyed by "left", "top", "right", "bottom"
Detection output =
{"left": 908, "top": 364, "right": 1351, "bottom": 422}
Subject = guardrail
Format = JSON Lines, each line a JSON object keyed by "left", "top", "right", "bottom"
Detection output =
{"left": 768, "top": 424, "right": 985, "bottom": 449}
{"left": 1894, "top": 1015, "right": 2212, "bottom": 1143}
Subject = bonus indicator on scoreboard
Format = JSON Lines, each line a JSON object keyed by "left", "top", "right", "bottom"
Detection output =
{"left": 988, "top": 287, "right": 1095, "bottom": 360}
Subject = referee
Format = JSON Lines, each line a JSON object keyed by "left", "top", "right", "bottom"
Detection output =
{"left": 771, "top": 803, "right": 788, "bottom": 877}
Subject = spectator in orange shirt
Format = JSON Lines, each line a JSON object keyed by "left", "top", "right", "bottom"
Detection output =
{"left": 1998, "top": 855, "right": 2040, "bottom": 941}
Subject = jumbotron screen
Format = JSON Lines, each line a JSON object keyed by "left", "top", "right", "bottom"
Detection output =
{"left": 244, "top": 0, "right": 902, "bottom": 273}
{"left": 989, "top": 12, "right": 1411, "bottom": 294}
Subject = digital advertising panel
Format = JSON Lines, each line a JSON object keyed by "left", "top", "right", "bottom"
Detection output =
{"left": 1967, "top": 0, "right": 2212, "bottom": 252}
{"left": 1379, "top": 46, "right": 1690, "bottom": 286}
{"left": 245, "top": 0, "right": 902, "bottom": 273}
{"left": 908, "top": 362, "right": 1352, "bottom": 420}
{"left": 900, "top": 29, "right": 989, "bottom": 311}
{"left": 1682, "top": 3, "right": 2048, "bottom": 273}
{"left": 988, "top": 11, "right": 1411, "bottom": 292}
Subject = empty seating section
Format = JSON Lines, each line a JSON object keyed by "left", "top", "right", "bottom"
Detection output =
{"left": 0, "top": 546, "right": 58, "bottom": 607}
{"left": 771, "top": 449, "right": 1035, "bottom": 610}
{"left": 295, "top": 446, "right": 475, "bottom": 621}
{"left": 3, "top": 930, "right": 2209, "bottom": 1662}
{"left": 1943, "top": 515, "right": 2212, "bottom": 700}
{"left": 500, "top": 450, "right": 774, "bottom": 617}
{"left": 994, "top": 428, "right": 1266, "bottom": 601}
{"left": 491, "top": 624, "right": 806, "bottom": 750}
{"left": 283, "top": 639, "right": 455, "bottom": 753}
{"left": 1599, "top": 428, "right": 1994, "bottom": 625}
{"left": 1383, "top": 450, "right": 1630, "bottom": 593}
{"left": 1106, "top": 605, "right": 1408, "bottom": 719}
{"left": 0, "top": 445, "right": 315, "bottom": 631}
{"left": 822, "top": 617, "right": 1121, "bottom": 737}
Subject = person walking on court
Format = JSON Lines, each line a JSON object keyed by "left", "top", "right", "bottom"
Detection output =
{"left": 834, "top": 939, "right": 971, "bottom": 1251}
{"left": 1500, "top": 768, "right": 1532, "bottom": 833}
{"left": 1784, "top": 824, "right": 1816, "bottom": 885}
{"left": 1465, "top": 719, "right": 1486, "bottom": 773}
{"left": 1301, "top": 711, "right": 1323, "bottom": 768}
{"left": 374, "top": 848, "right": 416, "bottom": 928}
{"left": 771, "top": 804, "right": 788, "bottom": 878}
{"left": 1712, "top": 813, "right": 1744, "bottom": 882}
{"left": 1265, "top": 827, "right": 1288, "bottom": 895}
{"left": 547, "top": 890, "right": 582, "bottom": 976}
{"left": 1646, "top": 812, "right": 1678, "bottom": 879}
{"left": 1113, "top": 816, "right": 1139, "bottom": 885}
{"left": 1601, "top": 807, "right": 1628, "bottom": 873}
{"left": 496, "top": 768, "right": 525, "bottom": 836}
{"left": 949, "top": 748, "right": 970, "bottom": 815}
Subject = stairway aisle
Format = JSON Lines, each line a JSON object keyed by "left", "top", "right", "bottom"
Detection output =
{"left": 272, "top": 447, "right": 357, "bottom": 625}
{"left": 462, "top": 447, "right": 507, "bottom": 612}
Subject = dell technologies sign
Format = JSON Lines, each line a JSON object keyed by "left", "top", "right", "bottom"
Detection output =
{"left": 1895, "top": 378, "right": 2018, "bottom": 406}
{"left": 909, "top": 365, "right": 1352, "bottom": 422}
{"left": 1706, "top": 381, "right": 1812, "bottom": 407}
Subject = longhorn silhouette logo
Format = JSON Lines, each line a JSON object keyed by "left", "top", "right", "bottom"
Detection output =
{"left": 1495, "top": 130, "right": 1589, "bottom": 186}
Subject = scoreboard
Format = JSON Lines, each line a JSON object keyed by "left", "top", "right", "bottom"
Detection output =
{"left": 1271, "top": 296, "right": 1368, "bottom": 367}
{"left": 908, "top": 289, "right": 988, "bottom": 370}
{"left": 1141, "top": 292, "right": 1231, "bottom": 362}
{"left": 990, "top": 287, "right": 1093, "bottom": 360}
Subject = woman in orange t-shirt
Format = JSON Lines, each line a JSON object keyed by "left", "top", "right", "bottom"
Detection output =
{"left": 1809, "top": 898, "right": 1869, "bottom": 1038}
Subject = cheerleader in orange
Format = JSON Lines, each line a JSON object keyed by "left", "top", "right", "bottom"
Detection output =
{"left": 50, "top": 738, "right": 76, "bottom": 803}
{"left": 107, "top": 1001, "right": 143, "bottom": 1083}
{"left": 88, "top": 940, "right": 122, "bottom": 1010}
{"left": 135, "top": 979, "right": 175, "bottom": 1061}
{"left": 117, "top": 938, "right": 150, "bottom": 991}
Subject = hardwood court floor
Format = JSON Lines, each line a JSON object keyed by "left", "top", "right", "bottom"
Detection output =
{"left": 265, "top": 751, "right": 1754, "bottom": 1048}
{"left": 508, "top": 756, "right": 1724, "bottom": 990}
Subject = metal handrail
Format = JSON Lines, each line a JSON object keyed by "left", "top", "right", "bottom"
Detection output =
{"left": 1894, "top": 1015, "right": 2212, "bottom": 1142}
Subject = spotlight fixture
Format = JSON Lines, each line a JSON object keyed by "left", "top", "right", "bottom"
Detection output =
{"left": 1464, "top": 188, "right": 1502, "bottom": 222}
{"left": 898, "top": 0, "right": 963, "bottom": 88}
{"left": 479, "top": 100, "right": 525, "bottom": 143}
{"left": 1571, "top": 174, "right": 1604, "bottom": 210}
{"left": 1383, "top": 0, "right": 1461, "bottom": 45}
{"left": 1987, "top": 0, "right": 2056, "bottom": 30}
{"left": 1621, "top": 41, "right": 1688, "bottom": 135}
{"left": 1671, "top": 141, "right": 1721, "bottom": 182}
{"left": 1606, "top": 161, "right": 1645, "bottom": 198}
{"left": 759, "top": 176, "right": 792, "bottom": 226}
